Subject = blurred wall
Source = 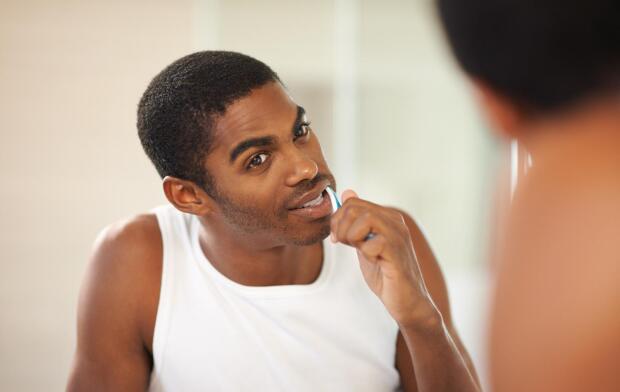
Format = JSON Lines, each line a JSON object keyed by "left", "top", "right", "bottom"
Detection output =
{"left": 0, "top": 0, "right": 494, "bottom": 390}
{"left": 0, "top": 1, "right": 188, "bottom": 389}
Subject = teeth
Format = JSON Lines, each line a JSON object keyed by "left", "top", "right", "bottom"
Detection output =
{"left": 301, "top": 194, "right": 323, "bottom": 208}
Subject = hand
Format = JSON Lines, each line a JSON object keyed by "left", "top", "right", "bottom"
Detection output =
{"left": 330, "top": 190, "right": 440, "bottom": 329}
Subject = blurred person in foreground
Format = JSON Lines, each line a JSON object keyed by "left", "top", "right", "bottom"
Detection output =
{"left": 437, "top": 0, "right": 620, "bottom": 390}
{"left": 67, "top": 51, "right": 480, "bottom": 391}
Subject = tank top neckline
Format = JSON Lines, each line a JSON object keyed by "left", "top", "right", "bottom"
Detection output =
{"left": 189, "top": 214, "right": 335, "bottom": 299}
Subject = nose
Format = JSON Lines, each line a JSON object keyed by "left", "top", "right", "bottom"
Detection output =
{"left": 284, "top": 153, "right": 319, "bottom": 187}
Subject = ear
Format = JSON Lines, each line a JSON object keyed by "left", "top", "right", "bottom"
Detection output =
{"left": 162, "top": 176, "right": 215, "bottom": 216}
{"left": 471, "top": 79, "right": 524, "bottom": 139}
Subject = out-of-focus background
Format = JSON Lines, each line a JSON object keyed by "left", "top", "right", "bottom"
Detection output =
{"left": 1, "top": 0, "right": 502, "bottom": 390}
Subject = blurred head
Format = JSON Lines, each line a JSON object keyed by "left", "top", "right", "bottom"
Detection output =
{"left": 137, "top": 51, "right": 335, "bottom": 246}
{"left": 437, "top": 0, "right": 620, "bottom": 135}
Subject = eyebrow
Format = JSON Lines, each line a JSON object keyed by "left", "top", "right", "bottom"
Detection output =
{"left": 228, "top": 105, "right": 307, "bottom": 164}
{"left": 229, "top": 135, "right": 276, "bottom": 163}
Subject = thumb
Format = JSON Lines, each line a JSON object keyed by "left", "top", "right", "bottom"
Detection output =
{"left": 341, "top": 189, "right": 359, "bottom": 202}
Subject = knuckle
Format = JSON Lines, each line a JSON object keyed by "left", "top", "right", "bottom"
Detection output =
{"left": 340, "top": 205, "right": 353, "bottom": 220}
{"left": 361, "top": 211, "right": 373, "bottom": 222}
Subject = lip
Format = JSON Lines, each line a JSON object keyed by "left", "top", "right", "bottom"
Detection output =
{"left": 287, "top": 188, "right": 333, "bottom": 220}
{"left": 287, "top": 180, "right": 331, "bottom": 210}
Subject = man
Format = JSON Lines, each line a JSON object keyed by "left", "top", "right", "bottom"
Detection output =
{"left": 437, "top": 0, "right": 620, "bottom": 391}
{"left": 67, "top": 51, "right": 479, "bottom": 391}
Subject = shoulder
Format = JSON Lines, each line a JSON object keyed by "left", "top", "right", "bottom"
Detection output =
{"left": 92, "top": 212, "right": 162, "bottom": 269}
{"left": 490, "top": 156, "right": 620, "bottom": 391}
{"left": 88, "top": 213, "right": 162, "bottom": 300}
{"left": 80, "top": 212, "right": 163, "bottom": 349}
{"left": 505, "top": 158, "right": 620, "bottom": 274}
{"left": 499, "top": 156, "right": 620, "bottom": 306}
{"left": 69, "top": 213, "right": 162, "bottom": 389}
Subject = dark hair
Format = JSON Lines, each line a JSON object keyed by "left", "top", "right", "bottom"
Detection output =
{"left": 437, "top": 0, "right": 620, "bottom": 112}
{"left": 137, "top": 51, "right": 281, "bottom": 194}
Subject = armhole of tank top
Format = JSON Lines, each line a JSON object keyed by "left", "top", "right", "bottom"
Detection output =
{"left": 151, "top": 206, "right": 175, "bottom": 377}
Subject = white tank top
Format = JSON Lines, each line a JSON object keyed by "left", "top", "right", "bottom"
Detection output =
{"left": 148, "top": 204, "right": 400, "bottom": 392}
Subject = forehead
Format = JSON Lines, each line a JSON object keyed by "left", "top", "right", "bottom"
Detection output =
{"left": 211, "top": 82, "right": 298, "bottom": 150}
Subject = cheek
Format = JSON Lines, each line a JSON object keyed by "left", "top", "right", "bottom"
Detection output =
{"left": 238, "top": 180, "right": 285, "bottom": 211}
{"left": 306, "top": 137, "right": 328, "bottom": 163}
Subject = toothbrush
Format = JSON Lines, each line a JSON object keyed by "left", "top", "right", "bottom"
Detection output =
{"left": 325, "top": 186, "right": 341, "bottom": 213}
{"left": 326, "top": 186, "right": 375, "bottom": 240}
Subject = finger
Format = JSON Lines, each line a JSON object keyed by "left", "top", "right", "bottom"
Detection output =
{"left": 359, "top": 227, "right": 415, "bottom": 267}
{"left": 330, "top": 197, "right": 367, "bottom": 241}
{"left": 344, "top": 211, "right": 375, "bottom": 245}
{"left": 336, "top": 207, "right": 393, "bottom": 248}
{"left": 334, "top": 205, "right": 363, "bottom": 245}
{"left": 357, "top": 234, "right": 408, "bottom": 265}
{"left": 358, "top": 234, "right": 387, "bottom": 261}
{"left": 341, "top": 189, "right": 359, "bottom": 203}
{"left": 330, "top": 196, "right": 401, "bottom": 245}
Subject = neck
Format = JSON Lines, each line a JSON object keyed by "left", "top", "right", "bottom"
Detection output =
{"left": 195, "top": 217, "right": 324, "bottom": 287}
{"left": 519, "top": 97, "right": 620, "bottom": 161}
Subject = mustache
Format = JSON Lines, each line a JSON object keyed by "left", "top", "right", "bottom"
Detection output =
{"left": 285, "top": 173, "right": 334, "bottom": 205}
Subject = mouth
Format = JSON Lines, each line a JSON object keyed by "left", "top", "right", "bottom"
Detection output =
{"left": 287, "top": 182, "right": 333, "bottom": 220}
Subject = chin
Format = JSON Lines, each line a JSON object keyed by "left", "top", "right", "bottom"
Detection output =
{"left": 288, "top": 223, "right": 331, "bottom": 246}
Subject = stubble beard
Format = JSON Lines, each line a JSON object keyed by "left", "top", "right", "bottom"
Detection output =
{"left": 213, "top": 189, "right": 331, "bottom": 246}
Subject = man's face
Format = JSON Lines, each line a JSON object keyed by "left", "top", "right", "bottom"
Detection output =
{"left": 204, "top": 81, "right": 336, "bottom": 246}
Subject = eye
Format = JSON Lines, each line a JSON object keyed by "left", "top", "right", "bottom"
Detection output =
{"left": 294, "top": 122, "right": 311, "bottom": 140}
{"left": 247, "top": 152, "right": 269, "bottom": 169}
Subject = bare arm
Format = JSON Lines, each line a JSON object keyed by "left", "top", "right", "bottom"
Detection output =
{"left": 395, "top": 212, "right": 480, "bottom": 392}
{"left": 67, "top": 215, "right": 161, "bottom": 391}
{"left": 330, "top": 191, "right": 480, "bottom": 392}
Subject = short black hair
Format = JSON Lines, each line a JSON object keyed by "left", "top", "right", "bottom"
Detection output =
{"left": 137, "top": 51, "right": 281, "bottom": 194}
{"left": 437, "top": 0, "right": 620, "bottom": 112}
